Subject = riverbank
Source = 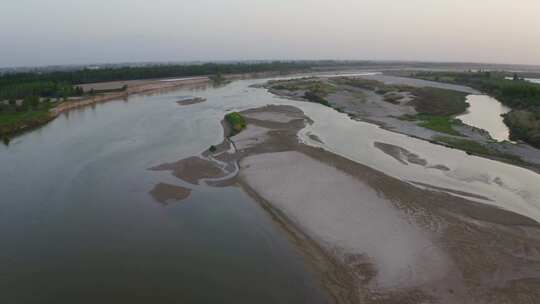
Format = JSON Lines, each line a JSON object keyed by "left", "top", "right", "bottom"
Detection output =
{"left": 396, "top": 70, "right": 540, "bottom": 149}
{"left": 150, "top": 105, "right": 540, "bottom": 303}
{"left": 0, "top": 76, "right": 211, "bottom": 141}
{"left": 264, "top": 75, "right": 540, "bottom": 172}
{"left": 1, "top": 69, "right": 327, "bottom": 141}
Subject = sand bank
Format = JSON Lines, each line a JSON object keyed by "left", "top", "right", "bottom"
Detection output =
{"left": 176, "top": 97, "right": 206, "bottom": 106}
{"left": 149, "top": 183, "right": 191, "bottom": 204}
{"left": 151, "top": 105, "right": 540, "bottom": 303}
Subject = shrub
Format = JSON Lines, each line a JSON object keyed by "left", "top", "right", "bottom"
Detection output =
{"left": 225, "top": 112, "right": 246, "bottom": 134}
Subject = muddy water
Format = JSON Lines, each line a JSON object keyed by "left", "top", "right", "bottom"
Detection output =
{"left": 0, "top": 87, "right": 329, "bottom": 303}
{"left": 2, "top": 74, "right": 540, "bottom": 303}
{"left": 457, "top": 95, "right": 512, "bottom": 141}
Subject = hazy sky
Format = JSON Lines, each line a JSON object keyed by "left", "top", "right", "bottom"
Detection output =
{"left": 2, "top": 0, "right": 540, "bottom": 67}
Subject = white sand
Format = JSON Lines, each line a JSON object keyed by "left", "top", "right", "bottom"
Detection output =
{"left": 240, "top": 151, "right": 450, "bottom": 289}
{"left": 230, "top": 125, "right": 270, "bottom": 150}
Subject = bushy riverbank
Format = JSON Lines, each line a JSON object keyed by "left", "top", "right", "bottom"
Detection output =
{"left": 406, "top": 71, "right": 540, "bottom": 148}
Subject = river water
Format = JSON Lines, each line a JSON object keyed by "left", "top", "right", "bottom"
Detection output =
{"left": 456, "top": 95, "right": 512, "bottom": 142}
{"left": 2, "top": 75, "right": 540, "bottom": 303}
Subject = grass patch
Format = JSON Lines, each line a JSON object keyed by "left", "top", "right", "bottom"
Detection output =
{"left": 435, "top": 136, "right": 525, "bottom": 164}
{"left": 417, "top": 115, "right": 462, "bottom": 136}
{"left": 0, "top": 104, "right": 54, "bottom": 137}
{"left": 503, "top": 110, "right": 540, "bottom": 149}
{"left": 304, "top": 91, "right": 330, "bottom": 107}
{"left": 383, "top": 93, "right": 404, "bottom": 104}
{"left": 271, "top": 79, "right": 336, "bottom": 96}
{"left": 409, "top": 87, "right": 469, "bottom": 116}
{"left": 435, "top": 136, "right": 490, "bottom": 155}
{"left": 225, "top": 112, "right": 246, "bottom": 135}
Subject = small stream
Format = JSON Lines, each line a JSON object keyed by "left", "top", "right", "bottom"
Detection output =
{"left": 456, "top": 95, "right": 512, "bottom": 142}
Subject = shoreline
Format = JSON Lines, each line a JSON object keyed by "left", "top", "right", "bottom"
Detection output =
{"left": 150, "top": 105, "right": 540, "bottom": 303}
{"left": 264, "top": 75, "right": 540, "bottom": 173}
{"left": 0, "top": 76, "right": 211, "bottom": 140}
{"left": 1, "top": 69, "right": 308, "bottom": 140}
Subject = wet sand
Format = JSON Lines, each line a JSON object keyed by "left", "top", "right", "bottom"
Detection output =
{"left": 149, "top": 156, "right": 225, "bottom": 185}
{"left": 176, "top": 97, "right": 207, "bottom": 106}
{"left": 149, "top": 183, "right": 191, "bottom": 204}
{"left": 151, "top": 105, "right": 540, "bottom": 303}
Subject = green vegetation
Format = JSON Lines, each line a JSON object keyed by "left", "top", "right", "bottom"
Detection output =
{"left": 90, "top": 85, "right": 128, "bottom": 95}
{"left": 414, "top": 71, "right": 540, "bottom": 109}
{"left": 0, "top": 61, "right": 363, "bottom": 99}
{"left": 0, "top": 101, "right": 54, "bottom": 138}
{"left": 503, "top": 110, "right": 540, "bottom": 148}
{"left": 209, "top": 145, "right": 217, "bottom": 153}
{"left": 383, "top": 93, "right": 404, "bottom": 104}
{"left": 399, "top": 86, "right": 468, "bottom": 135}
{"left": 303, "top": 91, "right": 330, "bottom": 106}
{"left": 408, "top": 87, "right": 469, "bottom": 116}
{"left": 417, "top": 115, "right": 462, "bottom": 136}
{"left": 0, "top": 61, "right": 366, "bottom": 139}
{"left": 271, "top": 78, "right": 336, "bottom": 95}
{"left": 225, "top": 112, "right": 246, "bottom": 135}
{"left": 435, "top": 136, "right": 523, "bottom": 163}
{"left": 412, "top": 71, "right": 540, "bottom": 148}
{"left": 270, "top": 79, "right": 336, "bottom": 107}
{"left": 435, "top": 136, "right": 491, "bottom": 155}
{"left": 0, "top": 81, "right": 83, "bottom": 101}
{"left": 209, "top": 73, "right": 230, "bottom": 86}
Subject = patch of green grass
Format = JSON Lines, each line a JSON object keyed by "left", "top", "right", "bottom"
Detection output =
{"left": 225, "top": 112, "right": 246, "bottom": 135}
{"left": 304, "top": 91, "right": 330, "bottom": 107}
{"left": 435, "top": 136, "right": 491, "bottom": 155}
{"left": 0, "top": 109, "right": 50, "bottom": 127}
{"left": 435, "top": 136, "right": 525, "bottom": 164}
{"left": 272, "top": 79, "right": 336, "bottom": 96}
{"left": 417, "top": 115, "right": 462, "bottom": 136}
{"left": 383, "top": 93, "right": 404, "bottom": 104}
{"left": 410, "top": 87, "right": 469, "bottom": 116}
{"left": 0, "top": 103, "right": 53, "bottom": 137}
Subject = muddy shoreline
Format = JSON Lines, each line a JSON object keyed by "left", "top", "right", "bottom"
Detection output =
{"left": 150, "top": 105, "right": 540, "bottom": 303}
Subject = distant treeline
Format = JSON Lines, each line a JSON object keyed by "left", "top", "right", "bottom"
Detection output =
{"left": 413, "top": 71, "right": 540, "bottom": 148}
{"left": 413, "top": 71, "right": 540, "bottom": 109}
{"left": 0, "top": 61, "right": 364, "bottom": 100}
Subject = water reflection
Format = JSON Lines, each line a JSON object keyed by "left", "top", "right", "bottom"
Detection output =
{"left": 456, "top": 95, "right": 511, "bottom": 141}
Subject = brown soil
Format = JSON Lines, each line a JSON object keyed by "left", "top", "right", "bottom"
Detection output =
{"left": 149, "top": 156, "right": 225, "bottom": 185}
{"left": 149, "top": 183, "right": 191, "bottom": 204}
{"left": 176, "top": 97, "right": 207, "bottom": 106}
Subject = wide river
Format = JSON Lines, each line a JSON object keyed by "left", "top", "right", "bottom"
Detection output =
{"left": 2, "top": 74, "right": 540, "bottom": 303}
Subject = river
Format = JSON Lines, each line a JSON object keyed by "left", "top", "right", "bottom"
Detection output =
{"left": 1, "top": 74, "right": 540, "bottom": 303}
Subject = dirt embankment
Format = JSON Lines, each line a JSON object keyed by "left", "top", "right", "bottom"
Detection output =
{"left": 53, "top": 77, "right": 210, "bottom": 115}
{"left": 149, "top": 105, "right": 540, "bottom": 304}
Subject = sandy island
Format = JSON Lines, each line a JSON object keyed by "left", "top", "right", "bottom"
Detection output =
{"left": 150, "top": 105, "right": 540, "bottom": 304}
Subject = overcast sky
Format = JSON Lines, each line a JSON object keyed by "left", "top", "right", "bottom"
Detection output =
{"left": 1, "top": 0, "right": 540, "bottom": 67}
